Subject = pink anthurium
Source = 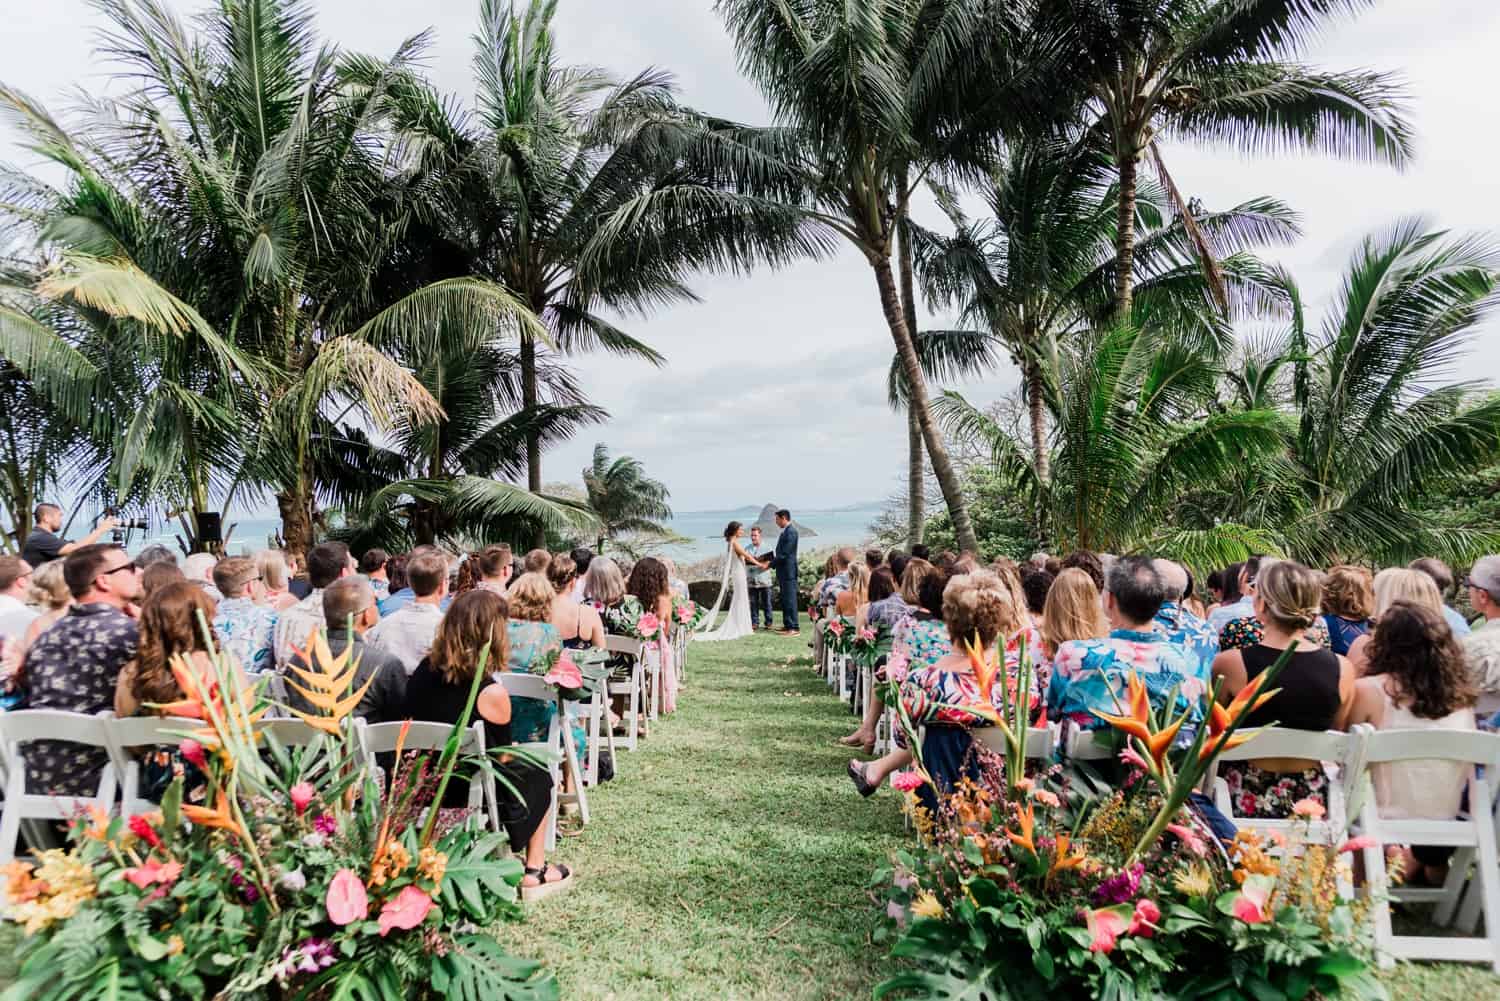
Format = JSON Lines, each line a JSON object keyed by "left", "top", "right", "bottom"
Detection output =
{"left": 544, "top": 655, "right": 583, "bottom": 689}
{"left": 1083, "top": 905, "right": 1132, "bottom": 953}
{"left": 1230, "top": 874, "right": 1274, "bottom": 924}
{"left": 377, "top": 885, "right": 435, "bottom": 936}
{"left": 326, "top": 868, "right": 369, "bottom": 926}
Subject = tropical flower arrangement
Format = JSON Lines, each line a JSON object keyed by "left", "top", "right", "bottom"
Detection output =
{"left": 823, "top": 615, "right": 856, "bottom": 656}
{"left": 671, "top": 596, "right": 706, "bottom": 632}
{"left": 875, "top": 639, "right": 1388, "bottom": 1001}
{"left": 0, "top": 629, "right": 557, "bottom": 1001}
{"left": 849, "top": 622, "right": 891, "bottom": 671}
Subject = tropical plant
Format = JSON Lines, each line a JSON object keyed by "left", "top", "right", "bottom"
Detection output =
{"left": 1036, "top": 0, "right": 1413, "bottom": 315}
{"left": 712, "top": 0, "right": 1045, "bottom": 553}
{"left": 580, "top": 443, "right": 672, "bottom": 554}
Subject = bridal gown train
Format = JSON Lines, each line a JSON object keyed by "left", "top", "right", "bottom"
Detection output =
{"left": 695, "top": 543, "right": 753, "bottom": 642}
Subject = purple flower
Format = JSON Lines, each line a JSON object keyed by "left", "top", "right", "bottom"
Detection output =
{"left": 1092, "top": 862, "right": 1144, "bottom": 905}
{"left": 313, "top": 813, "right": 337, "bottom": 836}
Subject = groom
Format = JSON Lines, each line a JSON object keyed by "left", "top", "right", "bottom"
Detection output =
{"left": 769, "top": 509, "right": 800, "bottom": 634}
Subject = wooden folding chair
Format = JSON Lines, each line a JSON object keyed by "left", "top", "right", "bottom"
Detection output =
{"left": 107, "top": 715, "right": 205, "bottom": 816}
{"left": 1350, "top": 728, "right": 1500, "bottom": 972}
{"left": 358, "top": 720, "right": 496, "bottom": 831}
{"left": 0, "top": 710, "right": 120, "bottom": 863}
{"left": 605, "top": 635, "right": 645, "bottom": 751}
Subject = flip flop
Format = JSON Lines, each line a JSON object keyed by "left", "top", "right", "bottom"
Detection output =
{"left": 847, "top": 759, "right": 877, "bottom": 798}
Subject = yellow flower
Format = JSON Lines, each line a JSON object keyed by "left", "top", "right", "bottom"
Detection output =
{"left": 285, "top": 631, "right": 377, "bottom": 734}
{"left": 368, "top": 840, "right": 412, "bottom": 888}
{"left": 1173, "top": 862, "right": 1215, "bottom": 898}
{"left": 166, "top": 935, "right": 185, "bottom": 957}
{"left": 417, "top": 847, "right": 447, "bottom": 888}
{"left": 4, "top": 849, "right": 96, "bottom": 934}
{"left": 911, "top": 892, "right": 944, "bottom": 920}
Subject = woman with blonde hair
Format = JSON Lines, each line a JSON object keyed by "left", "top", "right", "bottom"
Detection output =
{"left": 835, "top": 562, "right": 871, "bottom": 619}
{"left": 1321, "top": 565, "right": 1374, "bottom": 656}
{"left": 17, "top": 560, "right": 71, "bottom": 662}
{"left": 255, "top": 550, "right": 299, "bottom": 611}
{"left": 1039, "top": 568, "right": 1109, "bottom": 667}
{"left": 1211, "top": 560, "right": 1355, "bottom": 818}
{"left": 1347, "top": 568, "right": 1444, "bottom": 673}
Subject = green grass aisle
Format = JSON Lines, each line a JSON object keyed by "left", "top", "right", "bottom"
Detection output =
{"left": 511, "top": 629, "right": 906, "bottom": 1000}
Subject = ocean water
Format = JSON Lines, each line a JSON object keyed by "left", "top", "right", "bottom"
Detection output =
{"left": 121, "top": 505, "right": 885, "bottom": 562}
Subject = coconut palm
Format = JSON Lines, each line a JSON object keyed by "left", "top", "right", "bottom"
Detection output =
{"left": 712, "top": 0, "right": 1045, "bottom": 553}
{"left": 1036, "top": 0, "right": 1414, "bottom": 315}
{"left": 581, "top": 443, "right": 672, "bottom": 554}
{"left": 914, "top": 136, "right": 1298, "bottom": 487}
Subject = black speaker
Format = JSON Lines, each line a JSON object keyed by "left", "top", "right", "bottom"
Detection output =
{"left": 195, "top": 511, "right": 223, "bottom": 545}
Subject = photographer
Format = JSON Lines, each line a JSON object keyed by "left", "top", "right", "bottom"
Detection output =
{"left": 21, "top": 503, "right": 120, "bottom": 568}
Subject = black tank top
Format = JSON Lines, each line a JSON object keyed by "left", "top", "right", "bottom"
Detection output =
{"left": 1239, "top": 643, "right": 1342, "bottom": 731}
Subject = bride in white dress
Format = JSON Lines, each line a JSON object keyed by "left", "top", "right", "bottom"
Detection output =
{"left": 695, "top": 521, "right": 768, "bottom": 642}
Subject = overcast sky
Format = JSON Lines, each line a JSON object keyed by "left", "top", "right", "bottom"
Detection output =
{"left": 5, "top": 0, "right": 1499, "bottom": 512}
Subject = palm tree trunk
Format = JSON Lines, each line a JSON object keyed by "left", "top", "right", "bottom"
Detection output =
{"left": 520, "top": 333, "right": 545, "bottom": 549}
{"left": 872, "top": 256, "right": 977, "bottom": 553}
{"left": 1025, "top": 357, "right": 1049, "bottom": 484}
{"left": 1114, "top": 150, "right": 1139, "bottom": 318}
{"left": 898, "top": 210, "right": 925, "bottom": 548}
{"left": 276, "top": 488, "right": 314, "bottom": 563}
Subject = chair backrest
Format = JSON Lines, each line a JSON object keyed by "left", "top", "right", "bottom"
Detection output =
{"left": 1212, "top": 727, "right": 1354, "bottom": 765}
{"left": 605, "top": 634, "right": 643, "bottom": 658}
{"left": 974, "top": 724, "right": 1055, "bottom": 760}
{"left": 110, "top": 715, "right": 202, "bottom": 751}
{"left": 258, "top": 717, "right": 328, "bottom": 748}
{"left": 0, "top": 708, "right": 118, "bottom": 746}
{"left": 1065, "top": 728, "right": 1119, "bottom": 761}
{"left": 491, "top": 672, "right": 556, "bottom": 704}
{"left": 1360, "top": 728, "right": 1500, "bottom": 768}
{"left": 360, "top": 720, "right": 482, "bottom": 756}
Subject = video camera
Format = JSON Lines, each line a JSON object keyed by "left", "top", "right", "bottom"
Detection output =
{"left": 103, "top": 506, "right": 149, "bottom": 543}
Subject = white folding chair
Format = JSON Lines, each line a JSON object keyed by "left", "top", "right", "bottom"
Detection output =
{"left": 642, "top": 640, "right": 664, "bottom": 722}
{"left": 974, "top": 722, "right": 1059, "bottom": 763}
{"left": 258, "top": 717, "right": 330, "bottom": 749}
{"left": 605, "top": 635, "right": 645, "bottom": 752}
{"left": 1064, "top": 727, "right": 1120, "bottom": 762}
{"left": 358, "top": 720, "right": 497, "bottom": 831}
{"left": 107, "top": 715, "right": 204, "bottom": 816}
{"left": 0, "top": 710, "right": 120, "bottom": 863}
{"left": 492, "top": 673, "right": 581, "bottom": 849}
{"left": 1203, "top": 728, "right": 1367, "bottom": 846}
{"left": 1350, "top": 728, "right": 1500, "bottom": 972}
{"left": 253, "top": 671, "right": 290, "bottom": 717}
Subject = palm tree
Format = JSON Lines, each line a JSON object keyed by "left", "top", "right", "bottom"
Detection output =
{"left": 1037, "top": 0, "right": 1414, "bottom": 315}
{"left": 915, "top": 137, "right": 1298, "bottom": 487}
{"left": 1273, "top": 219, "right": 1500, "bottom": 564}
{"left": 386, "top": 0, "right": 814, "bottom": 545}
{"left": 581, "top": 444, "right": 672, "bottom": 554}
{"left": 712, "top": 0, "right": 1041, "bottom": 553}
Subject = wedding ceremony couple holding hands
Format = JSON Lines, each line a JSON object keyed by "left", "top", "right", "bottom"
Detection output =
{"left": 696, "top": 509, "right": 799, "bottom": 642}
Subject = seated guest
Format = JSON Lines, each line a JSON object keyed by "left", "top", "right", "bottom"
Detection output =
{"left": 568, "top": 548, "right": 593, "bottom": 602}
{"left": 286, "top": 551, "right": 311, "bottom": 599}
{"left": 861, "top": 568, "right": 898, "bottom": 631}
{"left": 1039, "top": 567, "right": 1109, "bottom": 672}
{"left": 212, "top": 556, "right": 278, "bottom": 672}
{"left": 1208, "top": 558, "right": 1259, "bottom": 634}
{"left": 1409, "top": 557, "right": 1472, "bottom": 637}
{"left": 1205, "top": 569, "right": 1226, "bottom": 615}
{"left": 453, "top": 552, "right": 482, "bottom": 596}
{"left": 476, "top": 544, "right": 513, "bottom": 594}
{"left": 1348, "top": 601, "right": 1477, "bottom": 884}
{"left": 181, "top": 552, "right": 222, "bottom": 600}
{"left": 255, "top": 549, "right": 301, "bottom": 611}
{"left": 1048, "top": 556, "right": 1197, "bottom": 732}
{"left": 864, "top": 562, "right": 912, "bottom": 633}
{"left": 1060, "top": 550, "right": 1105, "bottom": 591}
{"left": 142, "top": 560, "right": 185, "bottom": 599}
{"left": 891, "top": 563, "right": 952, "bottom": 670}
{"left": 1321, "top": 564, "right": 1374, "bottom": 655}
{"left": 378, "top": 545, "right": 438, "bottom": 616}
{"left": 1019, "top": 564, "right": 1054, "bottom": 620}
{"left": 365, "top": 550, "right": 448, "bottom": 674}
{"left": 1211, "top": 560, "right": 1354, "bottom": 819}
{"left": 12, "top": 560, "right": 71, "bottom": 671}
{"left": 815, "top": 548, "right": 855, "bottom": 617}
{"left": 505, "top": 572, "right": 567, "bottom": 744}
{"left": 522, "top": 549, "right": 552, "bottom": 576}
{"left": 910, "top": 544, "right": 930, "bottom": 562}
{"left": 866, "top": 548, "right": 883, "bottom": 571}
{"left": 1182, "top": 568, "right": 1207, "bottom": 619}
{"left": 358, "top": 548, "right": 391, "bottom": 599}
{"left": 404, "top": 589, "right": 570, "bottom": 900}
{"left": 1347, "top": 568, "right": 1444, "bottom": 673}
{"left": 1463, "top": 556, "right": 1500, "bottom": 711}
{"left": 661, "top": 557, "right": 689, "bottom": 600}
{"left": 134, "top": 544, "right": 176, "bottom": 570}
{"left": 584, "top": 556, "right": 628, "bottom": 623}
{"left": 840, "top": 561, "right": 929, "bottom": 751}
{"left": 835, "top": 563, "right": 870, "bottom": 618}
{"left": 625, "top": 557, "right": 676, "bottom": 713}
{"left": 273, "top": 542, "right": 354, "bottom": 666}
{"left": 548, "top": 555, "right": 604, "bottom": 651}
{"left": 1217, "top": 559, "right": 1332, "bottom": 652}
{"left": 0, "top": 556, "right": 39, "bottom": 644}
{"left": 1152, "top": 559, "right": 1218, "bottom": 683}
{"left": 20, "top": 544, "right": 141, "bottom": 795}
{"left": 285, "top": 577, "right": 406, "bottom": 722}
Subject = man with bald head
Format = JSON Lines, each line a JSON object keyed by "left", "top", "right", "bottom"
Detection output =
{"left": 1152, "top": 558, "right": 1218, "bottom": 684}
{"left": 285, "top": 577, "right": 406, "bottom": 722}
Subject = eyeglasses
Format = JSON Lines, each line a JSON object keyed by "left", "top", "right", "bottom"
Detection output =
{"left": 99, "top": 561, "right": 140, "bottom": 578}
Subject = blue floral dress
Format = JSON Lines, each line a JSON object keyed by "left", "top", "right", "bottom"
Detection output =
{"left": 505, "top": 620, "right": 562, "bottom": 743}
{"left": 893, "top": 612, "right": 951, "bottom": 670}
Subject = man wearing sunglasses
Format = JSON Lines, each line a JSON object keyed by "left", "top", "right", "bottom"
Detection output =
{"left": 0, "top": 555, "right": 39, "bottom": 643}
{"left": 18, "top": 544, "right": 142, "bottom": 797}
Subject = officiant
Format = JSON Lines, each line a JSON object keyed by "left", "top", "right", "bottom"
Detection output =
{"left": 746, "top": 525, "right": 774, "bottom": 629}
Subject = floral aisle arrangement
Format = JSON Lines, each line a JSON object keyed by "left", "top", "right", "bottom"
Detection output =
{"left": 876, "top": 640, "right": 1388, "bottom": 1001}
{"left": 671, "top": 596, "right": 706, "bottom": 632}
{"left": 0, "top": 630, "right": 558, "bottom": 1001}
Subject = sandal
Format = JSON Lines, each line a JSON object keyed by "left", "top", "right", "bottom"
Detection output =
{"left": 847, "top": 759, "right": 877, "bottom": 798}
{"left": 521, "top": 863, "right": 573, "bottom": 902}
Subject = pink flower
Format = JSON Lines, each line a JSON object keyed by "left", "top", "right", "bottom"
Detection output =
{"left": 890, "top": 771, "right": 925, "bottom": 792}
{"left": 179, "top": 738, "right": 208, "bottom": 770}
{"left": 289, "top": 782, "right": 315, "bottom": 816}
{"left": 124, "top": 859, "right": 182, "bottom": 889}
{"left": 1118, "top": 745, "right": 1151, "bottom": 772}
{"left": 1083, "top": 905, "right": 1131, "bottom": 953}
{"left": 1337, "top": 835, "right": 1378, "bottom": 854}
{"left": 637, "top": 613, "right": 661, "bottom": 638}
{"left": 544, "top": 655, "right": 583, "bottom": 689}
{"left": 886, "top": 899, "right": 907, "bottom": 926}
{"left": 1032, "top": 789, "right": 1060, "bottom": 809}
{"left": 1166, "top": 822, "right": 1208, "bottom": 857}
{"left": 127, "top": 814, "right": 162, "bottom": 849}
{"left": 1231, "top": 875, "right": 1274, "bottom": 924}
{"left": 326, "top": 868, "right": 369, "bottom": 926}
{"left": 857, "top": 627, "right": 876, "bottom": 642}
{"left": 377, "top": 885, "right": 434, "bottom": 936}
{"left": 827, "top": 619, "right": 846, "bottom": 637}
{"left": 1129, "top": 899, "right": 1161, "bottom": 938}
{"left": 676, "top": 604, "right": 694, "bottom": 623}
{"left": 1292, "top": 798, "right": 1325, "bottom": 820}
{"left": 885, "top": 655, "right": 910, "bottom": 683}
{"left": 1013, "top": 777, "right": 1035, "bottom": 794}
{"left": 313, "top": 813, "right": 337, "bottom": 836}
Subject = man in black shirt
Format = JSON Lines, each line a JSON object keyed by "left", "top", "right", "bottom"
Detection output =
{"left": 20, "top": 503, "right": 118, "bottom": 567}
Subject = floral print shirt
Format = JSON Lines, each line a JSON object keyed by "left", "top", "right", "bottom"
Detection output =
{"left": 19, "top": 603, "right": 138, "bottom": 796}
{"left": 213, "top": 597, "right": 277, "bottom": 673}
{"left": 900, "top": 634, "right": 1042, "bottom": 730}
{"left": 503, "top": 620, "right": 562, "bottom": 744}
{"left": 1218, "top": 615, "right": 1331, "bottom": 652}
{"left": 1153, "top": 601, "right": 1218, "bottom": 684}
{"left": 1046, "top": 628, "right": 1201, "bottom": 731}
{"left": 814, "top": 573, "right": 850, "bottom": 615}
{"left": 893, "top": 614, "right": 951, "bottom": 670}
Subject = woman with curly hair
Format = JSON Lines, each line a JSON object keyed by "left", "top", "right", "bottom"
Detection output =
{"left": 1321, "top": 565, "right": 1374, "bottom": 656}
{"left": 626, "top": 556, "right": 677, "bottom": 713}
{"left": 1349, "top": 601, "right": 1478, "bottom": 884}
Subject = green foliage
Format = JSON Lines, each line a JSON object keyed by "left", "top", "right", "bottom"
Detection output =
{"left": 580, "top": 443, "right": 673, "bottom": 554}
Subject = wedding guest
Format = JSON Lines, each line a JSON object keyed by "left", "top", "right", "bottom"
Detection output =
{"left": 255, "top": 549, "right": 301, "bottom": 611}
{"left": 142, "top": 560, "right": 185, "bottom": 598}
{"left": 584, "top": 556, "right": 626, "bottom": 616}
{"left": 838, "top": 565, "right": 917, "bottom": 750}
{"left": 212, "top": 556, "right": 277, "bottom": 672}
{"left": 1047, "top": 557, "right": 1196, "bottom": 731}
{"left": 273, "top": 542, "right": 354, "bottom": 667}
{"left": 1205, "top": 569, "right": 1226, "bottom": 615}
{"left": 910, "top": 544, "right": 931, "bottom": 562}
{"left": 1321, "top": 565, "right": 1374, "bottom": 656}
{"left": 476, "top": 545, "right": 513, "bottom": 593}
{"left": 661, "top": 557, "right": 689, "bottom": 600}
{"left": 134, "top": 544, "right": 177, "bottom": 570}
{"left": 1347, "top": 568, "right": 1444, "bottom": 673}
{"left": 568, "top": 547, "right": 593, "bottom": 602}
{"left": 286, "top": 551, "right": 311, "bottom": 599}
{"left": 378, "top": 545, "right": 437, "bottom": 616}
{"left": 1348, "top": 601, "right": 1477, "bottom": 883}
{"left": 1208, "top": 558, "right": 1260, "bottom": 634}
{"left": 115, "top": 581, "right": 237, "bottom": 718}
{"left": 865, "top": 548, "right": 884, "bottom": 571}
{"left": 1019, "top": 565, "right": 1054, "bottom": 619}
{"left": 1462, "top": 555, "right": 1500, "bottom": 705}
{"left": 1211, "top": 560, "right": 1354, "bottom": 818}
{"left": 835, "top": 563, "right": 870, "bottom": 618}
{"left": 863, "top": 568, "right": 898, "bottom": 626}
{"left": 0, "top": 556, "right": 38, "bottom": 643}
{"left": 358, "top": 548, "right": 391, "bottom": 600}
{"left": 15, "top": 560, "right": 71, "bottom": 666}
{"left": 1152, "top": 559, "right": 1218, "bottom": 683}
{"left": 182, "top": 552, "right": 222, "bottom": 600}
{"left": 1409, "top": 557, "right": 1472, "bottom": 637}
{"left": 1060, "top": 550, "right": 1105, "bottom": 591}
{"left": 548, "top": 555, "right": 604, "bottom": 651}
{"left": 1039, "top": 568, "right": 1109, "bottom": 666}
{"left": 404, "top": 588, "right": 569, "bottom": 900}
{"left": 504, "top": 573, "right": 573, "bottom": 750}
{"left": 365, "top": 550, "right": 448, "bottom": 674}
{"left": 523, "top": 549, "right": 552, "bottom": 575}
{"left": 1182, "top": 569, "right": 1207, "bottom": 619}
{"left": 20, "top": 544, "right": 141, "bottom": 795}
{"left": 453, "top": 553, "right": 482, "bottom": 596}
{"left": 815, "top": 548, "right": 855, "bottom": 616}
{"left": 891, "top": 564, "right": 952, "bottom": 669}
{"left": 626, "top": 556, "right": 677, "bottom": 712}
{"left": 285, "top": 578, "right": 406, "bottom": 723}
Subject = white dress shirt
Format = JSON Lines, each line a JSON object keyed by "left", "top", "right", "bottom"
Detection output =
{"left": 0, "top": 593, "right": 41, "bottom": 641}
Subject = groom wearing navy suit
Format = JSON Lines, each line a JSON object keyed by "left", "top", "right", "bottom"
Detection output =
{"left": 769, "top": 509, "right": 800, "bottom": 634}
